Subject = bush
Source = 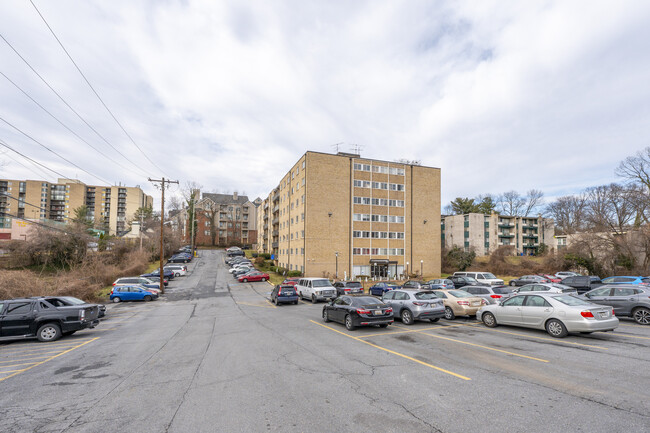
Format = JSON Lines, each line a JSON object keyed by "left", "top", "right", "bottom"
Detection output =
{"left": 261, "top": 253, "right": 272, "bottom": 260}
{"left": 287, "top": 270, "right": 302, "bottom": 277}
{"left": 443, "top": 246, "right": 476, "bottom": 273}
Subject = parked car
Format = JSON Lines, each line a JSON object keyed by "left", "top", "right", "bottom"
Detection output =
{"left": 281, "top": 277, "right": 301, "bottom": 287}
{"left": 322, "top": 295, "right": 393, "bottom": 330}
{"left": 238, "top": 271, "right": 269, "bottom": 283}
{"left": 333, "top": 281, "right": 364, "bottom": 296}
{"left": 477, "top": 293, "right": 619, "bottom": 337}
{"left": 369, "top": 282, "right": 400, "bottom": 296}
{"left": 509, "top": 275, "right": 550, "bottom": 286}
{"left": 426, "top": 279, "right": 454, "bottom": 289}
{"left": 539, "top": 274, "right": 562, "bottom": 283}
{"left": 431, "top": 289, "right": 486, "bottom": 320}
{"left": 110, "top": 285, "right": 158, "bottom": 303}
{"left": 514, "top": 283, "right": 577, "bottom": 294}
{"left": 555, "top": 271, "right": 581, "bottom": 280}
{"left": 582, "top": 285, "right": 650, "bottom": 325}
{"left": 164, "top": 265, "right": 187, "bottom": 277}
{"left": 229, "top": 263, "right": 253, "bottom": 273}
{"left": 601, "top": 276, "right": 650, "bottom": 285}
{"left": 114, "top": 277, "right": 163, "bottom": 289}
{"left": 296, "top": 278, "right": 337, "bottom": 303}
{"left": 401, "top": 280, "right": 431, "bottom": 290}
{"left": 449, "top": 275, "right": 484, "bottom": 289}
{"left": 227, "top": 249, "right": 245, "bottom": 257}
{"left": 461, "top": 285, "right": 514, "bottom": 304}
{"left": 43, "top": 296, "right": 106, "bottom": 318}
{"left": 141, "top": 269, "right": 174, "bottom": 280}
{"left": 0, "top": 297, "right": 101, "bottom": 342}
{"left": 270, "top": 284, "right": 299, "bottom": 305}
{"left": 114, "top": 283, "right": 161, "bottom": 295}
{"left": 561, "top": 276, "right": 603, "bottom": 294}
{"left": 382, "top": 289, "right": 445, "bottom": 324}
{"left": 453, "top": 271, "right": 504, "bottom": 286}
{"left": 168, "top": 254, "right": 191, "bottom": 263}
{"left": 232, "top": 267, "right": 255, "bottom": 278}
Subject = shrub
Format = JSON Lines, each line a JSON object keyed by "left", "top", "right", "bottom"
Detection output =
{"left": 287, "top": 270, "right": 302, "bottom": 277}
{"left": 261, "top": 253, "right": 272, "bottom": 260}
{"left": 443, "top": 246, "right": 476, "bottom": 273}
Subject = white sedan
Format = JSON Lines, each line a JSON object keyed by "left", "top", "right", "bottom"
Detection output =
{"left": 477, "top": 293, "right": 618, "bottom": 338}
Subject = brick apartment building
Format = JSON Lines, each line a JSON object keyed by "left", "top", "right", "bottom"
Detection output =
{"left": 183, "top": 192, "right": 259, "bottom": 247}
{"left": 441, "top": 213, "right": 555, "bottom": 256}
{"left": 257, "top": 151, "right": 441, "bottom": 279}
{"left": 0, "top": 178, "right": 152, "bottom": 238}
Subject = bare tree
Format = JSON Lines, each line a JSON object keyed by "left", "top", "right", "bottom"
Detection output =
{"left": 523, "top": 189, "right": 544, "bottom": 216}
{"left": 584, "top": 184, "right": 636, "bottom": 233}
{"left": 545, "top": 194, "right": 587, "bottom": 234}
{"left": 616, "top": 146, "right": 650, "bottom": 191}
{"left": 497, "top": 191, "right": 526, "bottom": 216}
{"left": 200, "top": 198, "right": 219, "bottom": 246}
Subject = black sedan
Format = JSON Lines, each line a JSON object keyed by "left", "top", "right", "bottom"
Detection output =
{"left": 322, "top": 296, "right": 393, "bottom": 330}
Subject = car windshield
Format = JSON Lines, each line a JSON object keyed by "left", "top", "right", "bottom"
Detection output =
{"left": 553, "top": 295, "right": 592, "bottom": 306}
{"left": 448, "top": 290, "right": 474, "bottom": 298}
{"left": 59, "top": 296, "right": 86, "bottom": 305}
{"left": 466, "top": 277, "right": 478, "bottom": 284}
{"left": 492, "top": 287, "right": 513, "bottom": 295}
{"left": 312, "top": 280, "right": 333, "bottom": 288}
{"left": 352, "top": 297, "right": 382, "bottom": 306}
{"left": 483, "top": 273, "right": 497, "bottom": 279}
{"left": 414, "top": 292, "right": 438, "bottom": 300}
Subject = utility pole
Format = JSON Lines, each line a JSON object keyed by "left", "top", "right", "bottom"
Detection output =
{"left": 149, "top": 177, "right": 179, "bottom": 294}
{"left": 190, "top": 195, "right": 196, "bottom": 257}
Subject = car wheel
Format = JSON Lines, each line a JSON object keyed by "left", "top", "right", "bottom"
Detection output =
{"left": 323, "top": 309, "right": 331, "bottom": 322}
{"left": 429, "top": 318, "right": 440, "bottom": 322}
{"left": 144, "top": 295, "right": 152, "bottom": 302}
{"left": 546, "top": 319, "right": 568, "bottom": 338}
{"left": 112, "top": 297, "right": 121, "bottom": 303}
{"left": 509, "top": 281, "right": 516, "bottom": 286}
{"left": 274, "top": 297, "right": 279, "bottom": 306}
{"left": 311, "top": 294, "right": 317, "bottom": 304}
{"left": 632, "top": 307, "right": 650, "bottom": 325}
{"left": 401, "top": 309, "right": 414, "bottom": 325}
{"left": 293, "top": 300, "right": 298, "bottom": 305}
{"left": 175, "top": 273, "right": 180, "bottom": 277}
{"left": 37, "top": 323, "right": 61, "bottom": 342}
{"left": 242, "top": 278, "right": 248, "bottom": 283}
{"left": 262, "top": 277, "right": 267, "bottom": 281}
{"left": 345, "top": 314, "right": 355, "bottom": 331}
{"left": 482, "top": 312, "right": 497, "bottom": 328}
{"left": 444, "top": 306, "right": 455, "bottom": 320}
{"left": 378, "top": 324, "right": 388, "bottom": 328}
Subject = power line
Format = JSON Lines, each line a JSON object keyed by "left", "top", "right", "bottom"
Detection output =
{"left": 0, "top": 32, "right": 151, "bottom": 177}
{"left": 0, "top": 147, "right": 52, "bottom": 179}
{"left": 0, "top": 138, "right": 70, "bottom": 180}
{"left": 0, "top": 70, "right": 149, "bottom": 177}
{"left": 0, "top": 211, "right": 69, "bottom": 234}
{"left": 28, "top": 0, "right": 172, "bottom": 178}
{"left": 0, "top": 114, "right": 111, "bottom": 185}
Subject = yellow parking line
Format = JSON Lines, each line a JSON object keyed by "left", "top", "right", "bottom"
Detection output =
{"left": 265, "top": 300, "right": 278, "bottom": 309}
{"left": 0, "top": 361, "right": 41, "bottom": 368}
{"left": 477, "top": 328, "right": 608, "bottom": 350}
{"left": 0, "top": 337, "right": 99, "bottom": 383}
{"left": 0, "top": 342, "right": 93, "bottom": 355}
{"left": 0, "top": 339, "right": 94, "bottom": 352}
{"left": 602, "top": 332, "right": 650, "bottom": 341}
{"left": 237, "top": 301, "right": 276, "bottom": 309}
{"left": 309, "top": 320, "right": 470, "bottom": 380}
{"left": 0, "top": 369, "right": 26, "bottom": 374}
{"left": 420, "top": 332, "right": 549, "bottom": 362}
{"left": 0, "top": 356, "right": 52, "bottom": 364}
{"left": 356, "top": 322, "right": 480, "bottom": 338}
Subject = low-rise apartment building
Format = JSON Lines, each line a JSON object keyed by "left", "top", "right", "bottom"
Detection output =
{"left": 0, "top": 178, "right": 152, "bottom": 237}
{"left": 441, "top": 213, "right": 555, "bottom": 256}
{"left": 257, "top": 151, "right": 441, "bottom": 279}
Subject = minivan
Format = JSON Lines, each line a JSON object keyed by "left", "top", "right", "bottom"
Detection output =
{"left": 453, "top": 272, "right": 504, "bottom": 286}
{"left": 295, "top": 278, "right": 337, "bottom": 303}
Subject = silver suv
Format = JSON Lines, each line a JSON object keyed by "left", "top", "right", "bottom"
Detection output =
{"left": 381, "top": 289, "right": 445, "bottom": 325}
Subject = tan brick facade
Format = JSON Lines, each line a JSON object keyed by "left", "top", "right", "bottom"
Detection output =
{"left": 257, "top": 152, "right": 441, "bottom": 279}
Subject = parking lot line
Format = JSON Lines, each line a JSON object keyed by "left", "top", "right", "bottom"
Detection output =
{"left": 0, "top": 361, "right": 41, "bottom": 369}
{"left": 265, "top": 299, "right": 278, "bottom": 308}
{"left": 0, "top": 337, "right": 99, "bottom": 383}
{"left": 600, "top": 332, "right": 650, "bottom": 341}
{"left": 309, "top": 320, "right": 471, "bottom": 381}
{"left": 0, "top": 356, "right": 52, "bottom": 364}
{"left": 0, "top": 340, "right": 95, "bottom": 355}
{"left": 476, "top": 328, "right": 608, "bottom": 350}
{"left": 419, "top": 332, "right": 550, "bottom": 363}
{"left": 355, "top": 322, "right": 480, "bottom": 338}
{"left": 237, "top": 301, "right": 276, "bottom": 309}
{"left": 0, "top": 338, "right": 94, "bottom": 352}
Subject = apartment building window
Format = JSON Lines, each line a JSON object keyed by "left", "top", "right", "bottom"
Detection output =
{"left": 353, "top": 213, "right": 371, "bottom": 221}
{"left": 389, "top": 167, "right": 405, "bottom": 175}
{"left": 372, "top": 165, "right": 388, "bottom": 174}
{"left": 354, "top": 163, "right": 371, "bottom": 171}
{"left": 291, "top": 233, "right": 294, "bottom": 240}
{"left": 302, "top": 161, "right": 305, "bottom": 169}
{"left": 353, "top": 197, "right": 371, "bottom": 205}
{"left": 301, "top": 248, "right": 304, "bottom": 255}
{"left": 301, "top": 230, "right": 304, "bottom": 238}
{"left": 388, "top": 199, "right": 405, "bottom": 207}
{"left": 204, "top": 230, "right": 210, "bottom": 236}
{"left": 353, "top": 180, "right": 371, "bottom": 188}
{"left": 372, "top": 182, "right": 388, "bottom": 190}
{"left": 301, "top": 195, "right": 304, "bottom": 204}
{"left": 389, "top": 183, "right": 405, "bottom": 191}
{"left": 301, "top": 213, "right": 304, "bottom": 221}
{"left": 371, "top": 198, "right": 388, "bottom": 206}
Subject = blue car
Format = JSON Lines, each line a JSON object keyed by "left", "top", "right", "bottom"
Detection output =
{"left": 110, "top": 285, "right": 158, "bottom": 303}
{"left": 369, "top": 282, "right": 400, "bottom": 296}
{"left": 601, "top": 276, "right": 650, "bottom": 285}
{"left": 141, "top": 269, "right": 175, "bottom": 280}
{"left": 270, "top": 284, "right": 299, "bottom": 305}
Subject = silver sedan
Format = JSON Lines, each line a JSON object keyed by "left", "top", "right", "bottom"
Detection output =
{"left": 476, "top": 293, "right": 619, "bottom": 338}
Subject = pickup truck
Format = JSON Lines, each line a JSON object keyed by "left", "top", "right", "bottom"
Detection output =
{"left": 0, "top": 297, "right": 101, "bottom": 342}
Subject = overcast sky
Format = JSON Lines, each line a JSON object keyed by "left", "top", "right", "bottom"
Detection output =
{"left": 1, "top": 0, "right": 649, "bottom": 210}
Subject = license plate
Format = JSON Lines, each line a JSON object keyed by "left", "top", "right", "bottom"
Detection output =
{"left": 373, "top": 310, "right": 382, "bottom": 315}
{"left": 472, "top": 302, "right": 480, "bottom": 306}
{"left": 599, "top": 311, "right": 608, "bottom": 318}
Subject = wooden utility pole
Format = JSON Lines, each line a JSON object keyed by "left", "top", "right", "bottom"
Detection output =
{"left": 149, "top": 177, "right": 179, "bottom": 294}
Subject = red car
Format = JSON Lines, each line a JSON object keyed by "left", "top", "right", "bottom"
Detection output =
{"left": 539, "top": 274, "right": 562, "bottom": 283}
{"left": 238, "top": 271, "right": 270, "bottom": 283}
{"left": 282, "top": 277, "right": 300, "bottom": 287}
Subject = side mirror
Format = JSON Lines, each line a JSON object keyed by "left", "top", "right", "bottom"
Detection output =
{"left": 584, "top": 293, "right": 591, "bottom": 298}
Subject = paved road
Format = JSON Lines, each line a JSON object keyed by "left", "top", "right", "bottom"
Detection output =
{"left": 1, "top": 249, "right": 649, "bottom": 432}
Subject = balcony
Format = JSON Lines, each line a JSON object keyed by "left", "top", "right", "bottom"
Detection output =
{"left": 272, "top": 230, "right": 279, "bottom": 236}
{"left": 523, "top": 234, "right": 538, "bottom": 239}
{"left": 272, "top": 206, "right": 279, "bottom": 213}
{"left": 498, "top": 233, "right": 514, "bottom": 238}
{"left": 498, "top": 222, "right": 514, "bottom": 228}
{"left": 273, "top": 193, "right": 280, "bottom": 202}
{"left": 272, "top": 218, "right": 279, "bottom": 225}
{"left": 271, "top": 242, "right": 278, "bottom": 248}
{"left": 263, "top": 213, "right": 269, "bottom": 220}
{"left": 264, "top": 202, "right": 269, "bottom": 209}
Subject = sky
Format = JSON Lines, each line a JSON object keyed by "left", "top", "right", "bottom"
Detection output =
{"left": 1, "top": 0, "right": 649, "bottom": 210}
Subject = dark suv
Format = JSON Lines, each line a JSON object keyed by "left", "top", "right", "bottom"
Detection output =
{"left": 561, "top": 276, "right": 603, "bottom": 294}
{"left": 0, "top": 297, "right": 101, "bottom": 342}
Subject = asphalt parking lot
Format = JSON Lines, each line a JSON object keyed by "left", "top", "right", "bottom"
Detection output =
{"left": 1, "top": 250, "right": 648, "bottom": 432}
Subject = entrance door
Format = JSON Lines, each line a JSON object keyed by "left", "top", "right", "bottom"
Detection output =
{"left": 371, "top": 264, "right": 387, "bottom": 278}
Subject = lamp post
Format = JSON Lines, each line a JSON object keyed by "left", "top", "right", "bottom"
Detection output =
{"left": 420, "top": 260, "right": 423, "bottom": 277}
{"left": 406, "top": 261, "right": 409, "bottom": 279}
{"left": 335, "top": 251, "right": 338, "bottom": 279}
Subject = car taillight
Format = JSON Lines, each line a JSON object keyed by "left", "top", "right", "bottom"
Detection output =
{"left": 356, "top": 308, "right": 371, "bottom": 315}
{"left": 412, "top": 302, "right": 426, "bottom": 306}
{"left": 386, "top": 308, "right": 393, "bottom": 313}
{"left": 457, "top": 300, "right": 470, "bottom": 306}
{"left": 611, "top": 309, "right": 615, "bottom": 315}
{"left": 344, "top": 288, "right": 350, "bottom": 292}
{"left": 490, "top": 295, "right": 502, "bottom": 298}
{"left": 581, "top": 311, "right": 594, "bottom": 318}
